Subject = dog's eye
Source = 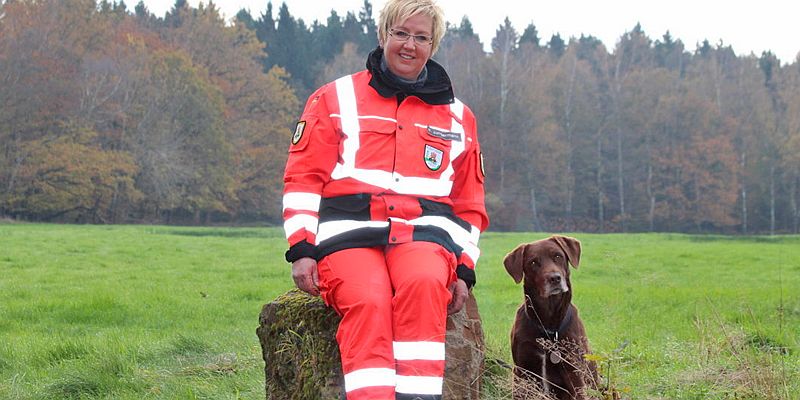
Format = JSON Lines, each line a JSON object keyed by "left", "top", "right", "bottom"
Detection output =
{"left": 554, "top": 254, "right": 562, "bottom": 260}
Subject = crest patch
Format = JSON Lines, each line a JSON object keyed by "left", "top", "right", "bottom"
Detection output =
{"left": 424, "top": 144, "right": 444, "bottom": 171}
{"left": 292, "top": 121, "right": 306, "bottom": 145}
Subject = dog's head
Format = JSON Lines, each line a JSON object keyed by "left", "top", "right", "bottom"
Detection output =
{"left": 503, "top": 235, "right": 581, "bottom": 298}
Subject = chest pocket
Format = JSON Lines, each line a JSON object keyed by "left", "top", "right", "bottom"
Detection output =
{"left": 352, "top": 118, "right": 397, "bottom": 170}
{"left": 416, "top": 125, "right": 458, "bottom": 173}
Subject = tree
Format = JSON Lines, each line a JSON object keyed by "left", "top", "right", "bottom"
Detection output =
{"left": 547, "top": 34, "right": 565, "bottom": 58}
{"left": 606, "top": 24, "right": 655, "bottom": 231}
{"left": 318, "top": 42, "right": 365, "bottom": 86}
{"left": 6, "top": 131, "right": 140, "bottom": 222}
{"left": 519, "top": 23, "right": 540, "bottom": 48}
{"left": 780, "top": 63, "right": 800, "bottom": 232}
{"left": 161, "top": 1, "right": 298, "bottom": 222}
{"left": 357, "top": 0, "right": 377, "bottom": 53}
{"left": 0, "top": 0, "right": 103, "bottom": 217}
{"left": 489, "top": 17, "right": 518, "bottom": 198}
{"left": 269, "top": 3, "right": 313, "bottom": 95}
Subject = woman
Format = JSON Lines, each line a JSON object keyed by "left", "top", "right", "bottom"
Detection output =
{"left": 282, "top": 0, "right": 488, "bottom": 398}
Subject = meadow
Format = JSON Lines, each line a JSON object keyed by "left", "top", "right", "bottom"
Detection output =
{"left": 0, "top": 223, "right": 798, "bottom": 399}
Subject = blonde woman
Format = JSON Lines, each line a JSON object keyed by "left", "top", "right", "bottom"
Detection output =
{"left": 282, "top": 0, "right": 488, "bottom": 398}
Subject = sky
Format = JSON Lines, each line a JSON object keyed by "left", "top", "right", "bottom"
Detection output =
{"left": 142, "top": 0, "right": 800, "bottom": 64}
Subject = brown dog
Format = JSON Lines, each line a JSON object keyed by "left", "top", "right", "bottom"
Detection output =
{"left": 504, "top": 235, "right": 597, "bottom": 400}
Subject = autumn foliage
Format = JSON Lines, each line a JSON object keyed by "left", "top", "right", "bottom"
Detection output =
{"left": 1, "top": 1, "right": 798, "bottom": 234}
{"left": 0, "top": 0, "right": 297, "bottom": 224}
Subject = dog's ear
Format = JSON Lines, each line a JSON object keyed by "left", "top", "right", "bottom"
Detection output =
{"left": 503, "top": 244, "right": 526, "bottom": 284}
{"left": 552, "top": 235, "right": 581, "bottom": 268}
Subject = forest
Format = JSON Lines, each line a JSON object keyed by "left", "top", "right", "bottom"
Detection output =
{"left": 1, "top": 0, "right": 799, "bottom": 234}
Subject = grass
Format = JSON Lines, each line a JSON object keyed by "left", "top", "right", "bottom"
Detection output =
{"left": 1, "top": 224, "right": 798, "bottom": 399}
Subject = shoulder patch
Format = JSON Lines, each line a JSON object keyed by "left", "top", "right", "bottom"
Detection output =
{"left": 292, "top": 121, "right": 306, "bottom": 145}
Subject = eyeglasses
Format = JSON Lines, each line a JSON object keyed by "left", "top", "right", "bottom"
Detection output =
{"left": 388, "top": 28, "right": 433, "bottom": 46}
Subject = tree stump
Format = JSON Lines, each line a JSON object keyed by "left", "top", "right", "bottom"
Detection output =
{"left": 257, "top": 289, "right": 485, "bottom": 400}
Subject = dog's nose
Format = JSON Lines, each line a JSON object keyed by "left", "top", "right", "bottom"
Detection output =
{"left": 548, "top": 274, "right": 562, "bottom": 286}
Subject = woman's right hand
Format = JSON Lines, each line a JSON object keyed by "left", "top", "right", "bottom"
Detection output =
{"left": 291, "top": 257, "right": 320, "bottom": 296}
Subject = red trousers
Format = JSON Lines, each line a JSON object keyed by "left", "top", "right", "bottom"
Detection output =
{"left": 317, "top": 242, "right": 456, "bottom": 400}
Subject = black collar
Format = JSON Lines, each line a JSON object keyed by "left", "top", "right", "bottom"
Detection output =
{"left": 366, "top": 47, "right": 455, "bottom": 105}
{"left": 543, "top": 306, "right": 573, "bottom": 340}
{"left": 525, "top": 300, "right": 574, "bottom": 341}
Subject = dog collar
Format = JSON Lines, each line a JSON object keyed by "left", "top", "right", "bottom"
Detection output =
{"left": 543, "top": 306, "right": 574, "bottom": 340}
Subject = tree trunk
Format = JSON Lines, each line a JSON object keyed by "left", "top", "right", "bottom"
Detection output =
{"left": 791, "top": 174, "right": 799, "bottom": 234}
{"left": 498, "top": 36, "right": 511, "bottom": 198}
{"left": 595, "top": 126, "right": 605, "bottom": 232}
{"left": 769, "top": 165, "right": 776, "bottom": 235}
{"left": 647, "top": 163, "right": 655, "bottom": 232}
{"left": 563, "top": 56, "right": 577, "bottom": 231}
{"left": 616, "top": 129, "right": 626, "bottom": 232}
{"left": 530, "top": 187, "right": 542, "bottom": 232}
{"left": 740, "top": 151, "right": 748, "bottom": 234}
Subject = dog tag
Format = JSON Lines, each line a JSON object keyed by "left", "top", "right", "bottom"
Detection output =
{"left": 549, "top": 351, "right": 562, "bottom": 364}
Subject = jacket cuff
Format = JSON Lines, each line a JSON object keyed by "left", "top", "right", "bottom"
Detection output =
{"left": 285, "top": 240, "right": 317, "bottom": 263}
{"left": 456, "top": 264, "right": 476, "bottom": 289}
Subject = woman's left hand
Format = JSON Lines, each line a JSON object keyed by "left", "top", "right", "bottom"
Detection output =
{"left": 447, "top": 278, "right": 468, "bottom": 315}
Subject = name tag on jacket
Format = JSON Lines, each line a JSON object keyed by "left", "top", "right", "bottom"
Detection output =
{"left": 426, "top": 126, "right": 462, "bottom": 142}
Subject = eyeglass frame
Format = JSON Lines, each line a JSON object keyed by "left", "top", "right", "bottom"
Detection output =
{"left": 388, "top": 28, "right": 433, "bottom": 46}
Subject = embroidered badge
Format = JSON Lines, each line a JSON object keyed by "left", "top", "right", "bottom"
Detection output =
{"left": 427, "top": 126, "right": 462, "bottom": 142}
{"left": 424, "top": 144, "right": 444, "bottom": 171}
{"left": 292, "top": 121, "right": 306, "bottom": 145}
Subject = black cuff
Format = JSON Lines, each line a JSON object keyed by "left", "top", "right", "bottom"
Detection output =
{"left": 456, "top": 264, "right": 476, "bottom": 289}
{"left": 284, "top": 240, "right": 317, "bottom": 263}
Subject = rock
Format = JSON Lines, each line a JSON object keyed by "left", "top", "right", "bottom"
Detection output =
{"left": 257, "top": 289, "right": 485, "bottom": 400}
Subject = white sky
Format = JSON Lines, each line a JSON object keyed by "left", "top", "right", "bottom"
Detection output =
{"left": 142, "top": 0, "right": 800, "bottom": 64}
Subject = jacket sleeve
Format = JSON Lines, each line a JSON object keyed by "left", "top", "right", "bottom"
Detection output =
{"left": 449, "top": 106, "right": 489, "bottom": 287}
{"left": 282, "top": 85, "right": 340, "bottom": 262}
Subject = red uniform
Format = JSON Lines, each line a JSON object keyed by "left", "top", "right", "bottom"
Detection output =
{"left": 283, "top": 51, "right": 488, "bottom": 399}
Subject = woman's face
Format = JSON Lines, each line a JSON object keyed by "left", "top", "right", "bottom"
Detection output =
{"left": 381, "top": 13, "right": 434, "bottom": 80}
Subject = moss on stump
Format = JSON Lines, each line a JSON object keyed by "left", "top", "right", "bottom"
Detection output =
{"left": 257, "top": 289, "right": 485, "bottom": 399}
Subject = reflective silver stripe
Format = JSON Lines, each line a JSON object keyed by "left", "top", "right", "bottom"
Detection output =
{"left": 409, "top": 215, "right": 481, "bottom": 262}
{"left": 332, "top": 114, "right": 398, "bottom": 124}
{"left": 331, "top": 75, "right": 360, "bottom": 180}
{"left": 337, "top": 75, "right": 360, "bottom": 168}
{"left": 283, "top": 214, "right": 318, "bottom": 239}
{"left": 391, "top": 173, "right": 453, "bottom": 196}
{"left": 344, "top": 165, "right": 395, "bottom": 190}
{"left": 329, "top": 76, "right": 468, "bottom": 196}
{"left": 395, "top": 375, "right": 443, "bottom": 395}
{"left": 282, "top": 192, "right": 321, "bottom": 212}
{"left": 439, "top": 99, "right": 466, "bottom": 183}
{"left": 393, "top": 341, "right": 445, "bottom": 361}
{"left": 469, "top": 225, "right": 481, "bottom": 245}
{"left": 316, "top": 220, "right": 390, "bottom": 244}
{"left": 344, "top": 368, "right": 396, "bottom": 392}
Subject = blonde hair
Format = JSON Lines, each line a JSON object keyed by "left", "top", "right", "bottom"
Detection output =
{"left": 377, "top": 0, "right": 446, "bottom": 54}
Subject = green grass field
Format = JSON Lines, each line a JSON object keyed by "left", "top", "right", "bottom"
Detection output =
{"left": 1, "top": 223, "right": 798, "bottom": 399}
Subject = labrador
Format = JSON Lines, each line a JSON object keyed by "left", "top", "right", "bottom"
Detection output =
{"left": 504, "top": 235, "right": 597, "bottom": 400}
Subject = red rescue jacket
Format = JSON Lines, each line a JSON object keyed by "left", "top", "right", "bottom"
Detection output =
{"left": 283, "top": 54, "right": 488, "bottom": 286}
